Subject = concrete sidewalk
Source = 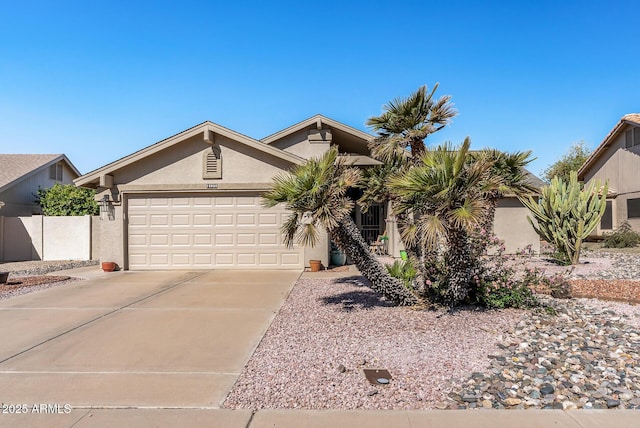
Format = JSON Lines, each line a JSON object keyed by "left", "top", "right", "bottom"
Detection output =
{"left": 0, "top": 408, "right": 637, "bottom": 427}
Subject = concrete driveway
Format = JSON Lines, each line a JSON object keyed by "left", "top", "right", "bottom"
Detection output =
{"left": 0, "top": 268, "right": 300, "bottom": 414}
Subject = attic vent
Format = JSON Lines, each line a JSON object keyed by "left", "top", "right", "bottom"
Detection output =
{"left": 203, "top": 147, "right": 222, "bottom": 179}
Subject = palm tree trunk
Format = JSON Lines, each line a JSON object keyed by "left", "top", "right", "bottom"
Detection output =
{"left": 393, "top": 211, "right": 428, "bottom": 294}
{"left": 331, "top": 216, "right": 419, "bottom": 306}
{"left": 445, "top": 227, "right": 473, "bottom": 306}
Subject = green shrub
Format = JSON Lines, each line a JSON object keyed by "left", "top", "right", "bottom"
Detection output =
{"left": 477, "top": 281, "right": 538, "bottom": 309}
{"left": 36, "top": 184, "right": 99, "bottom": 216}
{"left": 603, "top": 221, "right": 640, "bottom": 248}
{"left": 385, "top": 259, "right": 417, "bottom": 290}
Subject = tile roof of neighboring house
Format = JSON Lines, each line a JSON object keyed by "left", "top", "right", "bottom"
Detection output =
{"left": 623, "top": 113, "right": 640, "bottom": 125}
{"left": 0, "top": 154, "right": 78, "bottom": 192}
{"left": 578, "top": 113, "right": 640, "bottom": 179}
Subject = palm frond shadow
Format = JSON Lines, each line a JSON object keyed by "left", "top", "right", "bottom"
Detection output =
{"left": 319, "top": 276, "right": 396, "bottom": 311}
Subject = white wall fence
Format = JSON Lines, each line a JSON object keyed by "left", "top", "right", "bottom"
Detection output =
{"left": 0, "top": 215, "right": 100, "bottom": 262}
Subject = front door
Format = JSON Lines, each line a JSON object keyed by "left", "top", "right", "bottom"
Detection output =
{"left": 358, "top": 204, "right": 384, "bottom": 244}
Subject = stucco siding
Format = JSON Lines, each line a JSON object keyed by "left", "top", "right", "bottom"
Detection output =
{"left": 583, "top": 132, "right": 640, "bottom": 194}
{"left": 270, "top": 127, "right": 330, "bottom": 159}
{"left": 492, "top": 198, "right": 540, "bottom": 254}
{"left": 114, "top": 134, "right": 293, "bottom": 187}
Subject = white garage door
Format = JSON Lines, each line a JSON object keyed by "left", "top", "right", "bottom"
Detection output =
{"left": 127, "top": 194, "right": 303, "bottom": 269}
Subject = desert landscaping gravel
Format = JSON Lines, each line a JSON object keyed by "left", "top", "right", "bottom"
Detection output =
{"left": 225, "top": 276, "right": 525, "bottom": 410}
{"left": 225, "top": 252, "right": 640, "bottom": 411}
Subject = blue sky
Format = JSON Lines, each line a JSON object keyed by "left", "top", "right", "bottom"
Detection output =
{"left": 0, "top": 0, "right": 637, "bottom": 177}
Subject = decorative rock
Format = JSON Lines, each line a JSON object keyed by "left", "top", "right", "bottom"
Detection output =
{"left": 504, "top": 398, "right": 522, "bottom": 406}
{"left": 540, "top": 384, "right": 555, "bottom": 395}
{"left": 462, "top": 394, "right": 478, "bottom": 403}
{"left": 434, "top": 402, "right": 448, "bottom": 410}
{"left": 445, "top": 291, "right": 640, "bottom": 411}
{"left": 606, "top": 399, "right": 620, "bottom": 408}
{"left": 337, "top": 364, "right": 346, "bottom": 373}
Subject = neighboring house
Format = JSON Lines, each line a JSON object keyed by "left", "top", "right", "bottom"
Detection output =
{"left": 578, "top": 113, "right": 640, "bottom": 235}
{"left": 75, "top": 115, "right": 542, "bottom": 270}
{"left": 0, "top": 154, "right": 80, "bottom": 216}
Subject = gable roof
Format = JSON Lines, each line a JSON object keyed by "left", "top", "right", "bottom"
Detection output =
{"left": 75, "top": 121, "right": 307, "bottom": 187}
{"left": 0, "top": 154, "right": 80, "bottom": 193}
{"left": 578, "top": 113, "right": 640, "bottom": 179}
{"left": 261, "top": 114, "right": 373, "bottom": 145}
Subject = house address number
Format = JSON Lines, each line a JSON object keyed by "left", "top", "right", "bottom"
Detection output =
{"left": 206, "top": 184, "right": 218, "bottom": 189}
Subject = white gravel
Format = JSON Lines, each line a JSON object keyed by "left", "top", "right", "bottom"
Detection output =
{"left": 224, "top": 276, "right": 524, "bottom": 410}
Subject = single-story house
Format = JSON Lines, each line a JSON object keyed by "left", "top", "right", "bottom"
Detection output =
{"left": 0, "top": 154, "right": 80, "bottom": 216}
{"left": 75, "top": 115, "right": 542, "bottom": 270}
{"left": 577, "top": 113, "right": 640, "bottom": 234}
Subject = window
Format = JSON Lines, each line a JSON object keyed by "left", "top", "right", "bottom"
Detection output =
{"left": 628, "top": 198, "right": 640, "bottom": 219}
{"left": 625, "top": 127, "right": 640, "bottom": 148}
{"left": 202, "top": 147, "right": 222, "bottom": 179}
{"left": 601, "top": 201, "right": 613, "bottom": 230}
{"left": 49, "top": 163, "right": 63, "bottom": 181}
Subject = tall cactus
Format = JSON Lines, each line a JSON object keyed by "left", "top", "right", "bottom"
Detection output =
{"left": 519, "top": 171, "right": 608, "bottom": 265}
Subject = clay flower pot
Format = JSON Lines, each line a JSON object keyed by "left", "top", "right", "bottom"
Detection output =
{"left": 309, "top": 260, "right": 322, "bottom": 272}
{"left": 101, "top": 262, "right": 116, "bottom": 272}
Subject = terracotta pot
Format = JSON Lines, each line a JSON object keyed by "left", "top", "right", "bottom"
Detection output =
{"left": 309, "top": 260, "right": 322, "bottom": 272}
{"left": 101, "top": 262, "right": 116, "bottom": 272}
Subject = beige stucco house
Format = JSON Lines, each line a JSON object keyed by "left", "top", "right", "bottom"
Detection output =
{"left": 0, "top": 154, "right": 80, "bottom": 216}
{"left": 75, "top": 115, "right": 542, "bottom": 270}
{"left": 578, "top": 113, "right": 640, "bottom": 234}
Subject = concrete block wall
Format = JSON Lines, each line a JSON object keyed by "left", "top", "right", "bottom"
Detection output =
{"left": 0, "top": 215, "right": 100, "bottom": 262}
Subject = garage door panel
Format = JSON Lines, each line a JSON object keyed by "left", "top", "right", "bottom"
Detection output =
{"left": 258, "top": 233, "right": 278, "bottom": 245}
{"left": 237, "top": 214, "right": 256, "bottom": 225}
{"left": 150, "top": 234, "right": 169, "bottom": 246}
{"left": 237, "top": 234, "right": 255, "bottom": 245}
{"left": 213, "top": 197, "right": 234, "bottom": 207}
{"left": 150, "top": 215, "right": 169, "bottom": 226}
{"left": 214, "top": 214, "right": 234, "bottom": 226}
{"left": 129, "top": 214, "right": 147, "bottom": 226}
{"left": 129, "top": 234, "right": 147, "bottom": 246}
{"left": 171, "top": 253, "right": 190, "bottom": 265}
{"left": 258, "top": 253, "right": 278, "bottom": 265}
{"left": 259, "top": 213, "right": 278, "bottom": 225}
{"left": 171, "top": 214, "right": 190, "bottom": 226}
{"left": 193, "top": 234, "right": 211, "bottom": 245}
{"left": 128, "top": 195, "right": 303, "bottom": 269}
{"left": 237, "top": 253, "right": 256, "bottom": 265}
{"left": 215, "top": 233, "right": 234, "bottom": 245}
{"left": 194, "top": 253, "right": 212, "bottom": 265}
{"left": 236, "top": 196, "right": 256, "bottom": 207}
{"left": 214, "top": 253, "right": 234, "bottom": 265}
{"left": 149, "top": 254, "right": 169, "bottom": 265}
{"left": 150, "top": 198, "right": 170, "bottom": 207}
{"left": 194, "top": 214, "right": 213, "bottom": 226}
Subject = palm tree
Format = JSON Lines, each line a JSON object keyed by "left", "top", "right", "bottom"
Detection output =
{"left": 365, "top": 84, "right": 457, "bottom": 292}
{"left": 473, "top": 149, "right": 537, "bottom": 232}
{"left": 367, "top": 84, "right": 457, "bottom": 162}
{"left": 389, "top": 138, "right": 502, "bottom": 306}
{"left": 262, "top": 146, "right": 419, "bottom": 306}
